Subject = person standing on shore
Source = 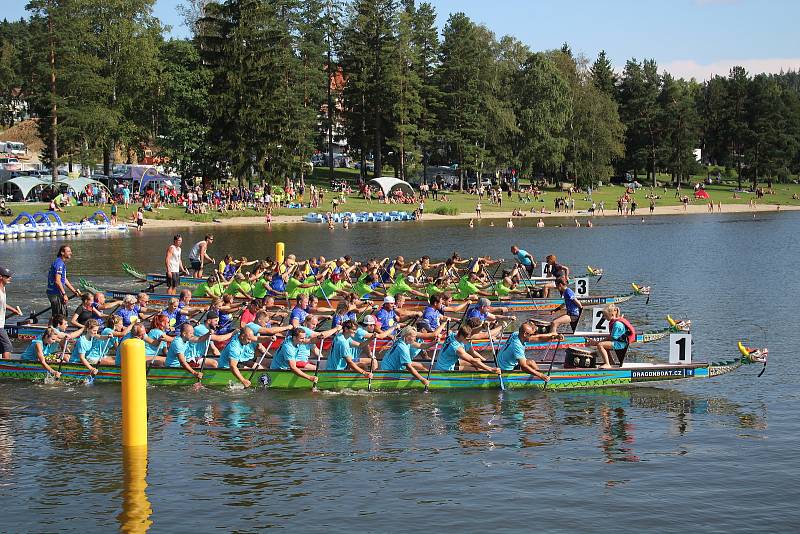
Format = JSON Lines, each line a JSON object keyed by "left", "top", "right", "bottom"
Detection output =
{"left": 475, "top": 201, "right": 482, "bottom": 219}
{"left": 189, "top": 235, "right": 215, "bottom": 277}
{"left": 165, "top": 235, "right": 189, "bottom": 295}
{"left": 47, "top": 245, "right": 81, "bottom": 320}
{"left": 0, "top": 266, "right": 23, "bottom": 359}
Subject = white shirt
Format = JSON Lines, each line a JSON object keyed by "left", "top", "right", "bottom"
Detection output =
{"left": 0, "top": 285, "right": 6, "bottom": 328}
{"left": 167, "top": 245, "right": 182, "bottom": 273}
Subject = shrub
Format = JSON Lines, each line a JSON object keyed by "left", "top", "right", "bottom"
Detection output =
{"left": 433, "top": 206, "right": 459, "bottom": 216}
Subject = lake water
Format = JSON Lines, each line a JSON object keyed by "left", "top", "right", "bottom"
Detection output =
{"left": 0, "top": 212, "right": 798, "bottom": 531}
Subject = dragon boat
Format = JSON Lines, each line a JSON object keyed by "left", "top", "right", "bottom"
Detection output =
{"left": 122, "top": 263, "right": 600, "bottom": 290}
{"left": 79, "top": 278, "right": 638, "bottom": 312}
{"left": 0, "top": 342, "right": 766, "bottom": 391}
{"left": 3, "top": 316, "right": 690, "bottom": 358}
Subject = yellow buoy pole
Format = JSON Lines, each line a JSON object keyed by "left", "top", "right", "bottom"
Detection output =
{"left": 275, "top": 242, "right": 285, "bottom": 264}
{"left": 121, "top": 338, "right": 147, "bottom": 448}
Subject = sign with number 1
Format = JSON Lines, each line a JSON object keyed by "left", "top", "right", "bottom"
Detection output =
{"left": 669, "top": 333, "right": 692, "bottom": 364}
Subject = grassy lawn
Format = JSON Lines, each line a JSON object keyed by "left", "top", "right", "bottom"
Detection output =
{"left": 7, "top": 169, "right": 800, "bottom": 224}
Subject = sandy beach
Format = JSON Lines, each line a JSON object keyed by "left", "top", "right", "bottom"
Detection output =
{"left": 136, "top": 202, "right": 800, "bottom": 229}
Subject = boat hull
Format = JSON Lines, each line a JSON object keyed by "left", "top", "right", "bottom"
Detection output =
{"left": 89, "top": 286, "right": 634, "bottom": 312}
{"left": 0, "top": 359, "right": 739, "bottom": 391}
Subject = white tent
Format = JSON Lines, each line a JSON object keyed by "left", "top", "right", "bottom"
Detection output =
{"left": 4, "top": 176, "right": 51, "bottom": 199}
{"left": 369, "top": 177, "right": 414, "bottom": 197}
{"left": 57, "top": 177, "right": 111, "bottom": 195}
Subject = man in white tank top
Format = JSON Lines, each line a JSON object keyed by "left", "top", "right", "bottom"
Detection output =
{"left": 0, "top": 266, "right": 23, "bottom": 358}
{"left": 189, "top": 234, "right": 215, "bottom": 277}
{"left": 165, "top": 235, "right": 188, "bottom": 295}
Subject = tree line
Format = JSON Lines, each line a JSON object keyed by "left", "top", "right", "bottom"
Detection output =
{"left": 1, "top": 0, "right": 798, "bottom": 190}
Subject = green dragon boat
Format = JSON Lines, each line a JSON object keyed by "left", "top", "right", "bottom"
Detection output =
{"left": 0, "top": 344, "right": 766, "bottom": 391}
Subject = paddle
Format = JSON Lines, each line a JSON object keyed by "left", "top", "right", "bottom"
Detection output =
{"left": 247, "top": 342, "right": 273, "bottom": 384}
{"left": 423, "top": 338, "right": 442, "bottom": 393}
{"left": 195, "top": 337, "right": 213, "bottom": 384}
{"left": 22, "top": 293, "right": 79, "bottom": 325}
{"left": 367, "top": 335, "right": 377, "bottom": 392}
{"left": 542, "top": 335, "right": 563, "bottom": 390}
{"left": 311, "top": 336, "right": 324, "bottom": 392}
{"left": 486, "top": 324, "right": 505, "bottom": 391}
{"left": 54, "top": 339, "right": 71, "bottom": 381}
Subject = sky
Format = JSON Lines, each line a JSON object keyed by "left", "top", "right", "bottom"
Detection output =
{"left": 6, "top": 0, "right": 800, "bottom": 80}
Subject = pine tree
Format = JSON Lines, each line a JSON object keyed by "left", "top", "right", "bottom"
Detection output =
{"left": 590, "top": 50, "right": 616, "bottom": 97}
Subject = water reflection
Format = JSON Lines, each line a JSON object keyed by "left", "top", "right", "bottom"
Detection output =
{"left": 118, "top": 446, "right": 153, "bottom": 532}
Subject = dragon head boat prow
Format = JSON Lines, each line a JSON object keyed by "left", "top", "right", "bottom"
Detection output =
{"left": 738, "top": 341, "right": 768, "bottom": 364}
{"left": 666, "top": 315, "right": 691, "bottom": 332}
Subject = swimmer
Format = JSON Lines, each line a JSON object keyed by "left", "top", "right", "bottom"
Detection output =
{"left": 587, "top": 220, "right": 593, "bottom": 228}
{"left": 536, "top": 218, "right": 544, "bottom": 228}
{"left": 506, "top": 219, "right": 514, "bottom": 228}
{"left": 468, "top": 219, "right": 474, "bottom": 228}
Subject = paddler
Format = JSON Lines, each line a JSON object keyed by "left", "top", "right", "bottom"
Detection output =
{"left": 162, "top": 297, "right": 192, "bottom": 335}
{"left": 141, "top": 314, "right": 171, "bottom": 367}
{"left": 20, "top": 326, "right": 62, "bottom": 378}
{"left": 549, "top": 277, "right": 583, "bottom": 333}
{"left": 350, "top": 315, "right": 394, "bottom": 364}
{"left": 540, "top": 255, "right": 570, "bottom": 297}
{"left": 187, "top": 311, "right": 236, "bottom": 369}
{"left": 433, "top": 324, "right": 500, "bottom": 373}
{"left": 496, "top": 323, "right": 562, "bottom": 381}
{"left": 466, "top": 297, "right": 516, "bottom": 325}
{"left": 269, "top": 327, "right": 319, "bottom": 385}
{"left": 189, "top": 234, "right": 215, "bottom": 277}
{"left": 113, "top": 295, "right": 141, "bottom": 327}
{"left": 295, "top": 314, "right": 340, "bottom": 369}
{"left": 193, "top": 272, "right": 229, "bottom": 298}
{"left": 324, "top": 320, "right": 373, "bottom": 378}
{"left": 225, "top": 272, "right": 253, "bottom": 299}
{"left": 492, "top": 270, "right": 529, "bottom": 299}
{"left": 586, "top": 304, "right": 634, "bottom": 368}
{"left": 386, "top": 273, "right": 427, "bottom": 299}
{"left": 164, "top": 322, "right": 212, "bottom": 379}
{"left": 454, "top": 272, "right": 494, "bottom": 300}
{"left": 218, "top": 327, "right": 266, "bottom": 388}
{"left": 133, "top": 292, "right": 150, "bottom": 320}
{"left": 510, "top": 245, "right": 537, "bottom": 278}
{"left": 69, "top": 319, "right": 114, "bottom": 375}
{"left": 378, "top": 326, "right": 436, "bottom": 387}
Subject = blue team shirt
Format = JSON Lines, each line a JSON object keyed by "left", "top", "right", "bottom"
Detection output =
{"left": 466, "top": 306, "right": 487, "bottom": 322}
{"left": 85, "top": 327, "right": 115, "bottom": 363}
{"left": 115, "top": 332, "right": 134, "bottom": 366}
{"left": 325, "top": 333, "right": 353, "bottom": 371}
{"left": 375, "top": 308, "right": 397, "bottom": 330}
{"left": 270, "top": 338, "right": 300, "bottom": 370}
{"left": 69, "top": 335, "right": 95, "bottom": 364}
{"left": 189, "top": 324, "right": 211, "bottom": 360}
{"left": 332, "top": 311, "right": 356, "bottom": 328}
{"left": 295, "top": 326, "right": 314, "bottom": 362}
{"left": 145, "top": 328, "right": 166, "bottom": 357}
{"left": 496, "top": 332, "right": 526, "bottom": 371}
{"left": 21, "top": 339, "right": 58, "bottom": 361}
{"left": 218, "top": 336, "right": 256, "bottom": 368}
{"left": 115, "top": 307, "right": 139, "bottom": 327}
{"left": 47, "top": 257, "right": 67, "bottom": 295}
{"left": 421, "top": 306, "right": 442, "bottom": 330}
{"left": 434, "top": 333, "right": 463, "bottom": 371}
{"left": 516, "top": 250, "right": 533, "bottom": 267}
{"left": 290, "top": 306, "right": 308, "bottom": 325}
{"left": 165, "top": 336, "right": 190, "bottom": 368}
{"left": 562, "top": 287, "right": 580, "bottom": 317}
{"left": 379, "top": 339, "right": 412, "bottom": 371}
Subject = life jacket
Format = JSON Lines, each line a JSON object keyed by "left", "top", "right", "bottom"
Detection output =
{"left": 609, "top": 317, "right": 636, "bottom": 345}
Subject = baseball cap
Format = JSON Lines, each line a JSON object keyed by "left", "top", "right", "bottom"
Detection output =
{"left": 383, "top": 296, "right": 395, "bottom": 304}
{"left": 361, "top": 315, "right": 376, "bottom": 325}
{"left": 206, "top": 310, "right": 219, "bottom": 320}
{"left": 0, "top": 266, "right": 12, "bottom": 277}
